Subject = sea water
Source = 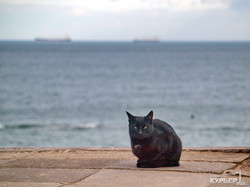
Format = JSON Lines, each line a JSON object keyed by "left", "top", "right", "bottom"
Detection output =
{"left": 0, "top": 41, "right": 249, "bottom": 147}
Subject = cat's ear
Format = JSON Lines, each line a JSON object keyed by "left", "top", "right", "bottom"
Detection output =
{"left": 126, "top": 111, "right": 135, "bottom": 123}
{"left": 145, "top": 110, "right": 153, "bottom": 123}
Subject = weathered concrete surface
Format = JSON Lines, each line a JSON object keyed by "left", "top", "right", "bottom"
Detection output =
{"left": 68, "top": 169, "right": 212, "bottom": 187}
{"left": 0, "top": 147, "right": 249, "bottom": 187}
{"left": 181, "top": 151, "right": 249, "bottom": 163}
{"left": 0, "top": 168, "right": 97, "bottom": 183}
{"left": 0, "top": 158, "right": 117, "bottom": 169}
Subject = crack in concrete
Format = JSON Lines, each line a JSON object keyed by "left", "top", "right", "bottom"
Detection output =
{"left": 57, "top": 169, "right": 102, "bottom": 187}
{"left": 104, "top": 167, "right": 234, "bottom": 175}
{"left": 228, "top": 155, "right": 250, "bottom": 178}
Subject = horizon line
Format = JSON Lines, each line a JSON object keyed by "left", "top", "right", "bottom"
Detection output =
{"left": 1, "top": 39, "right": 250, "bottom": 43}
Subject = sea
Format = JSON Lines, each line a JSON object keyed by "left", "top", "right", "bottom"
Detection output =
{"left": 0, "top": 41, "right": 249, "bottom": 148}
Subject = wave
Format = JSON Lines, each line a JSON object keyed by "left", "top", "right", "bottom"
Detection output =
{"left": 0, "top": 122, "right": 103, "bottom": 130}
{"left": 200, "top": 126, "right": 250, "bottom": 132}
{"left": 177, "top": 125, "right": 250, "bottom": 132}
{"left": 64, "top": 123, "right": 103, "bottom": 130}
{"left": 0, "top": 123, "right": 44, "bottom": 130}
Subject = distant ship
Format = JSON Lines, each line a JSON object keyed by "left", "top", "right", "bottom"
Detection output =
{"left": 133, "top": 37, "right": 160, "bottom": 43}
{"left": 35, "top": 36, "right": 71, "bottom": 42}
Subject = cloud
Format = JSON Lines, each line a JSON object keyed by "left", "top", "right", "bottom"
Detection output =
{"left": 0, "top": 0, "right": 249, "bottom": 41}
{"left": 0, "top": 0, "right": 229, "bottom": 13}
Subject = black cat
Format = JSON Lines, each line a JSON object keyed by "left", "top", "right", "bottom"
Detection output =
{"left": 126, "top": 111, "right": 182, "bottom": 168}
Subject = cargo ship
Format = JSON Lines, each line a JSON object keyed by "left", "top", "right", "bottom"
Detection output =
{"left": 133, "top": 37, "right": 160, "bottom": 43}
{"left": 35, "top": 36, "right": 71, "bottom": 42}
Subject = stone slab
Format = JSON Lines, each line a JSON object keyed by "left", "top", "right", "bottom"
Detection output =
{"left": 22, "top": 149, "right": 134, "bottom": 160}
{"left": 107, "top": 160, "right": 237, "bottom": 174}
{"left": 181, "top": 151, "right": 249, "bottom": 163}
{"left": 68, "top": 169, "right": 212, "bottom": 187}
{"left": 0, "top": 158, "right": 116, "bottom": 169}
{"left": 0, "top": 182, "right": 60, "bottom": 187}
{"left": 0, "top": 152, "right": 31, "bottom": 160}
{"left": 185, "top": 147, "right": 250, "bottom": 153}
{"left": 0, "top": 168, "right": 97, "bottom": 183}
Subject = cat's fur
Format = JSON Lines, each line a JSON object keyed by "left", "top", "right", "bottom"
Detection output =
{"left": 126, "top": 111, "right": 182, "bottom": 168}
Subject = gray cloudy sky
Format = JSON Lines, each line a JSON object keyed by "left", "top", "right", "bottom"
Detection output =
{"left": 0, "top": 0, "right": 249, "bottom": 41}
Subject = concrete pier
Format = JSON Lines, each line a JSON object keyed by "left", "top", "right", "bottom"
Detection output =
{"left": 0, "top": 147, "right": 249, "bottom": 187}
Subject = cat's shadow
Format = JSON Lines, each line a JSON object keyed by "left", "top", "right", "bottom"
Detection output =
{"left": 108, "top": 160, "right": 182, "bottom": 170}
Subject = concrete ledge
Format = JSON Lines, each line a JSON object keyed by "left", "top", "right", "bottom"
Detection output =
{"left": 184, "top": 147, "right": 250, "bottom": 153}
{"left": 0, "top": 146, "right": 249, "bottom": 153}
{"left": 0, "top": 147, "right": 249, "bottom": 187}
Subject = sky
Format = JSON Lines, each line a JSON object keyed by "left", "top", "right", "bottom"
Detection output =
{"left": 0, "top": 0, "right": 250, "bottom": 41}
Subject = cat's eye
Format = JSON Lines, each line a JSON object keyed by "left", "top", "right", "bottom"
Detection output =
{"left": 134, "top": 126, "right": 137, "bottom": 129}
{"left": 143, "top": 126, "right": 148, "bottom": 129}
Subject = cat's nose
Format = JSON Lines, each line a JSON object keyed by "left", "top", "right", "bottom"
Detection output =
{"left": 138, "top": 129, "right": 143, "bottom": 134}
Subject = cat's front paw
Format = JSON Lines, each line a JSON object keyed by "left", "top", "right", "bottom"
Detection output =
{"left": 134, "top": 145, "right": 142, "bottom": 152}
{"left": 136, "top": 162, "right": 149, "bottom": 168}
{"left": 137, "top": 160, "right": 149, "bottom": 168}
{"left": 136, "top": 162, "right": 142, "bottom": 168}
